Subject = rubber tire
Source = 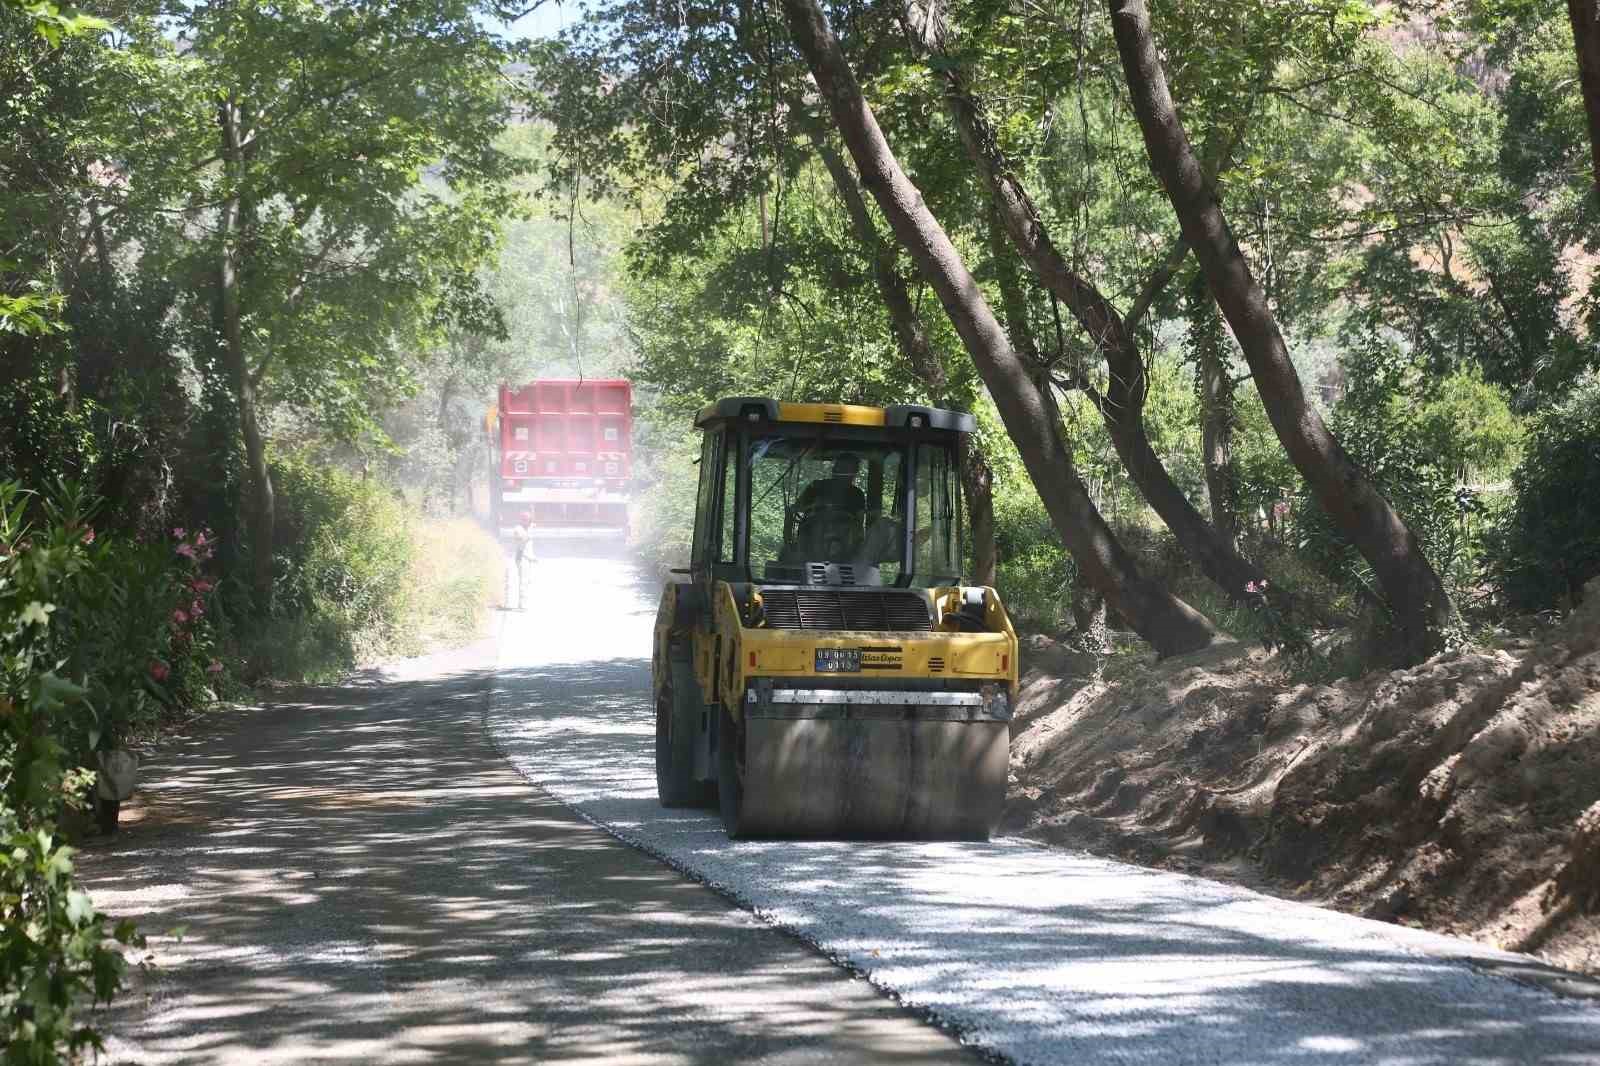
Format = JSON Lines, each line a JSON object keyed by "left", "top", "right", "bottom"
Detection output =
{"left": 657, "top": 652, "right": 714, "bottom": 808}
{"left": 717, "top": 702, "right": 746, "bottom": 838}
{"left": 655, "top": 687, "right": 695, "bottom": 807}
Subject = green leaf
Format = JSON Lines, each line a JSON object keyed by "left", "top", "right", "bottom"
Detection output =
{"left": 65, "top": 889, "right": 94, "bottom": 926}
{"left": 20, "top": 600, "right": 55, "bottom": 626}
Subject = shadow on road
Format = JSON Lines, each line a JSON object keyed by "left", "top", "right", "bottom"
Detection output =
{"left": 79, "top": 656, "right": 973, "bottom": 1065}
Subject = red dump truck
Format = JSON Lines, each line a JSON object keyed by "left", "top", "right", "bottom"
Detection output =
{"left": 488, "top": 379, "right": 632, "bottom": 540}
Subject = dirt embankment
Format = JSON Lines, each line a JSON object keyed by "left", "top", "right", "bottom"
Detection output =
{"left": 1006, "top": 581, "right": 1600, "bottom": 977}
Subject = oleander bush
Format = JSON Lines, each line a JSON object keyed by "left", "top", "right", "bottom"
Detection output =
{"left": 0, "top": 481, "right": 206, "bottom": 1060}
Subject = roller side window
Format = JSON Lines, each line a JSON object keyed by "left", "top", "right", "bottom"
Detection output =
{"left": 690, "top": 429, "right": 723, "bottom": 573}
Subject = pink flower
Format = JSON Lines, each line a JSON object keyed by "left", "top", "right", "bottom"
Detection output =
{"left": 193, "top": 579, "right": 214, "bottom": 594}
{"left": 172, "top": 527, "right": 186, "bottom": 539}
{"left": 207, "top": 660, "right": 224, "bottom": 675}
{"left": 1272, "top": 501, "right": 1290, "bottom": 519}
{"left": 190, "top": 599, "right": 205, "bottom": 618}
{"left": 194, "top": 531, "right": 207, "bottom": 547}
{"left": 81, "top": 527, "right": 95, "bottom": 545}
{"left": 1246, "top": 580, "right": 1269, "bottom": 595}
{"left": 149, "top": 660, "right": 170, "bottom": 682}
{"left": 173, "top": 608, "right": 188, "bottom": 625}
{"left": 175, "top": 543, "right": 197, "bottom": 560}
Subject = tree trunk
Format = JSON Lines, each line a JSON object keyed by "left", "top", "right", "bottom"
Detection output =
{"left": 809, "top": 130, "right": 1000, "bottom": 586}
{"left": 1070, "top": 561, "right": 1109, "bottom": 653}
{"left": 1186, "top": 273, "right": 1239, "bottom": 546}
{"left": 219, "top": 99, "right": 275, "bottom": 610}
{"left": 780, "top": 0, "right": 1217, "bottom": 656}
{"left": 918, "top": 24, "right": 1270, "bottom": 609}
{"left": 1108, "top": 0, "right": 1454, "bottom": 660}
{"left": 961, "top": 438, "right": 997, "bottom": 586}
{"left": 1570, "top": 0, "right": 1600, "bottom": 207}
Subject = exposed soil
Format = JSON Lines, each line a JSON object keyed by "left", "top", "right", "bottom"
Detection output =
{"left": 1005, "top": 580, "right": 1600, "bottom": 978}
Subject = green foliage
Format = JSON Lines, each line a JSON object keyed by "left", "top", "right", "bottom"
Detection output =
{"left": 1292, "top": 338, "right": 1517, "bottom": 608}
{"left": 0, "top": 482, "right": 161, "bottom": 1063}
{"left": 2, "top": 483, "right": 225, "bottom": 764}
{"left": 629, "top": 424, "right": 700, "bottom": 576}
{"left": 0, "top": 291, "right": 64, "bottom": 338}
{"left": 238, "top": 456, "right": 499, "bottom": 681}
{"left": 1413, "top": 368, "right": 1523, "bottom": 480}
{"left": 986, "top": 403, "right": 1072, "bottom": 629}
{"left": 1230, "top": 390, "right": 1301, "bottom": 536}
{"left": 0, "top": 825, "right": 142, "bottom": 1064}
{"left": 405, "top": 517, "right": 502, "bottom": 649}
{"left": 0, "top": 0, "right": 106, "bottom": 43}
{"left": 249, "top": 457, "right": 418, "bottom": 680}
{"left": 3, "top": 0, "right": 529, "bottom": 624}
{"left": 0, "top": 374, "right": 100, "bottom": 493}
{"left": 186, "top": 0, "right": 527, "bottom": 387}
{"left": 1486, "top": 373, "right": 1600, "bottom": 609}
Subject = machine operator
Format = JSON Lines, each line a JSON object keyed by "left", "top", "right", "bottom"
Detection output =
{"left": 792, "top": 453, "right": 868, "bottom": 561}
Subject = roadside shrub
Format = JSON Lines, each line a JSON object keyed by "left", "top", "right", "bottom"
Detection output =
{"left": 241, "top": 457, "right": 415, "bottom": 681}
{"left": 1486, "top": 373, "right": 1600, "bottom": 609}
{"left": 0, "top": 482, "right": 156, "bottom": 1062}
{"left": 997, "top": 539, "right": 1072, "bottom": 631}
{"left": 0, "top": 367, "right": 101, "bottom": 492}
{"left": 1231, "top": 392, "right": 1301, "bottom": 539}
{"left": 2, "top": 482, "right": 224, "bottom": 765}
{"left": 245, "top": 457, "right": 500, "bottom": 680}
{"left": 992, "top": 473, "right": 1072, "bottom": 631}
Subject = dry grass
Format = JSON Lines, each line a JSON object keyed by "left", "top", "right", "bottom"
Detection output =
{"left": 404, "top": 517, "right": 504, "bottom": 652}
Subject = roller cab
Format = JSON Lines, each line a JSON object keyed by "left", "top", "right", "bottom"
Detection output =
{"left": 652, "top": 399, "right": 1017, "bottom": 840}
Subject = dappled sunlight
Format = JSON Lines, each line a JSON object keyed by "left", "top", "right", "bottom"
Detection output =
{"left": 489, "top": 560, "right": 1600, "bottom": 1065}
{"left": 77, "top": 637, "right": 972, "bottom": 1065}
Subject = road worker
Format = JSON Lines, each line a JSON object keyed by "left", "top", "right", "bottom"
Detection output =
{"left": 507, "top": 510, "right": 537, "bottom": 610}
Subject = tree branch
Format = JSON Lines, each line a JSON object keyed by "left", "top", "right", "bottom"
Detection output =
{"left": 1124, "top": 235, "right": 1189, "bottom": 333}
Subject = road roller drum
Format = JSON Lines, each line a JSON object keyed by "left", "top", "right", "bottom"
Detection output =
{"left": 735, "top": 691, "right": 1010, "bottom": 839}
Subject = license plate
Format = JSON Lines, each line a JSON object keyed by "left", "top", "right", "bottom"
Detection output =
{"left": 814, "top": 648, "right": 861, "bottom": 673}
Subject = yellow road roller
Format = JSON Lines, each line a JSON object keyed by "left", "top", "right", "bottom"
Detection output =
{"left": 652, "top": 398, "right": 1017, "bottom": 839}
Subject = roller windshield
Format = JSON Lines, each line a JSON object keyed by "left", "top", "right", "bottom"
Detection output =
{"left": 744, "top": 434, "right": 961, "bottom": 587}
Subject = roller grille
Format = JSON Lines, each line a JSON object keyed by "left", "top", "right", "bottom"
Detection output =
{"left": 759, "top": 590, "right": 931, "bottom": 632}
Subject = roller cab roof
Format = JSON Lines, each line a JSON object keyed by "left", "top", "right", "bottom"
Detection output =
{"left": 694, "top": 397, "right": 975, "bottom": 434}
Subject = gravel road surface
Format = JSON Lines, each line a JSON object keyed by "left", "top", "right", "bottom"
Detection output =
{"left": 488, "top": 554, "right": 1600, "bottom": 1066}
{"left": 76, "top": 635, "right": 977, "bottom": 1062}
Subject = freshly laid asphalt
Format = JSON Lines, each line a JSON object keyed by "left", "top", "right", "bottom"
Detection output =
{"left": 76, "top": 636, "right": 977, "bottom": 1063}
{"left": 489, "top": 556, "right": 1600, "bottom": 1066}
{"left": 77, "top": 550, "right": 1600, "bottom": 1065}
